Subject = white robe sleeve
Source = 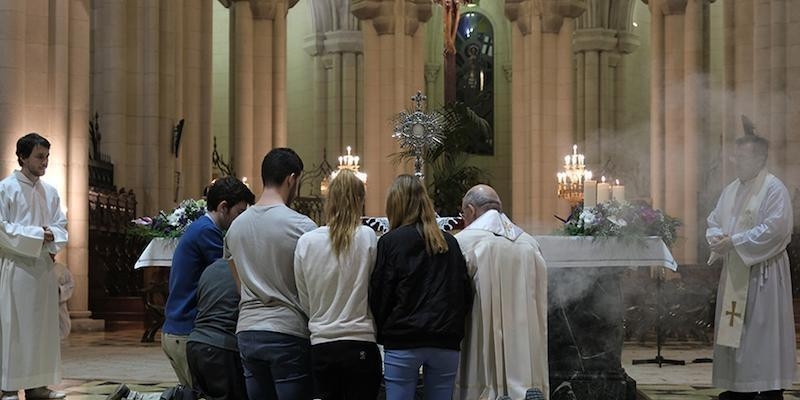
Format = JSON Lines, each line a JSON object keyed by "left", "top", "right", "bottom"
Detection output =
{"left": 706, "top": 183, "right": 732, "bottom": 242}
{"left": 0, "top": 187, "right": 45, "bottom": 258}
{"left": 730, "top": 180, "right": 793, "bottom": 266}
{"left": 44, "top": 190, "right": 68, "bottom": 255}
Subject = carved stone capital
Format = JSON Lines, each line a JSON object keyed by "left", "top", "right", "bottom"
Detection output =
{"left": 540, "top": 0, "right": 586, "bottom": 33}
{"left": 573, "top": 28, "right": 618, "bottom": 53}
{"left": 325, "top": 30, "right": 363, "bottom": 53}
{"left": 502, "top": 64, "right": 512, "bottom": 82}
{"left": 616, "top": 31, "right": 640, "bottom": 54}
{"left": 351, "top": 0, "right": 431, "bottom": 36}
{"left": 659, "top": 0, "right": 688, "bottom": 15}
{"left": 424, "top": 63, "right": 440, "bottom": 85}
{"left": 505, "top": 0, "right": 532, "bottom": 35}
{"left": 303, "top": 33, "right": 326, "bottom": 56}
{"left": 557, "top": 0, "right": 587, "bottom": 19}
{"left": 251, "top": 0, "right": 278, "bottom": 19}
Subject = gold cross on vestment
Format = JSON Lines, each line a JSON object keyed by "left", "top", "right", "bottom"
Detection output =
{"left": 725, "top": 301, "right": 742, "bottom": 326}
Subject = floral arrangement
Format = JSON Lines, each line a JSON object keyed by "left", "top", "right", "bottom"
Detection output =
{"left": 130, "top": 198, "right": 208, "bottom": 239}
{"left": 561, "top": 200, "right": 682, "bottom": 248}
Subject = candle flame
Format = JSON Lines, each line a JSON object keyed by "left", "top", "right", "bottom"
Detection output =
{"left": 601, "top": 176, "right": 606, "bottom": 183}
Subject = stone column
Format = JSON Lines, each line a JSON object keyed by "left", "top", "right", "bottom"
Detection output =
{"left": 0, "top": 2, "right": 26, "bottom": 174}
{"left": 159, "top": 0, "right": 179, "bottom": 206}
{"left": 721, "top": 0, "right": 800, "bottom": 204}
{"left": 573, "top": 0, "right": 640, "bottom": 176}
{"left": 230, "top": 0, "right": 255, "bottom": 183}
{"left": 223, "top": 0, "right": 290, "bottom": 193}
{"left": 505, "top": 0, "right": 585, "bottom": 232}
{"left": 182, "top": 0, "right": 201, "bottom": 198}
{"left": 648, "top": 0, "right": 709, "bottom": 264}
{"left": 97, "top": 0, "right": 129, "bottom": 187}
{"left": 67, "top": 0, "right": 98, "bottom": 329}
{"left": 352, "top": 0, "right": 432, "bottom": 215}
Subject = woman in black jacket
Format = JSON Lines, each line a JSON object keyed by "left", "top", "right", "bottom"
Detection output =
{"left": 370, "top": 174, "right": 473, "bottom": 400}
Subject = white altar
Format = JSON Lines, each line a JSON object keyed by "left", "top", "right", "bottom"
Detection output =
{"left": 134, "top": 237, "right": 178, "bottom": 269}
{"left": 533, "top": 236, "right": 677, "bottom": 270}
{"left": 532, "top": 235, "right": 677, "bottom": 400}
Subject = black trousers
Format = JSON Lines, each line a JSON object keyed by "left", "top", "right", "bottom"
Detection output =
{"left": 186, "top": 341, "right": 248, "bottom": 400}
{"left": 311, "top": 340, "right": 382, "bottom": 400}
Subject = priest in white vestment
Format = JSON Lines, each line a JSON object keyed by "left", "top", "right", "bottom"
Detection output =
{"left": 1, "top": 134, "right": 68, "bottom": 400}
{"left": 706, "top": 134, "right": 795, "bottom": 400}
{"left": 455, "top": 185, "right": 549, "bottom": 400}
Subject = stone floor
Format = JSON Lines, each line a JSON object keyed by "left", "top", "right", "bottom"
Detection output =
{"left": 9, "top": 328, "right": 799, "bottom": 399}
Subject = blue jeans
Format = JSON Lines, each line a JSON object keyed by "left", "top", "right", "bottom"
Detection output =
{"left": 383, "top": 347, "right": 460, "bottom": 400}
{"left": 237, "top": 331, "right": 312, "bottom": 400}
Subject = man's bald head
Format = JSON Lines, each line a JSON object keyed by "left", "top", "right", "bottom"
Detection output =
{"left": 461, "top": 184, "right": 502, "bottom": 226}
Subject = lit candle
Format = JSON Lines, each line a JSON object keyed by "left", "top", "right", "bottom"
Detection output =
{"left": 612, "top": 179, "right": 626, "bottom": 203}
{"left": 573, "top": 144, "right": 578, "bottom": 155}
{"left": 597, "top": 176, "right": 611, "bottom": 204}
{"left": 564, "top": 155, "right": 571, "bottom": 166}
{"left": 583, "top": 175, "right": 597, "bottom": 208}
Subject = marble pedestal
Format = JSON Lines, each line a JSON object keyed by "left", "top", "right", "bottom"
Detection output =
{"left": 548, "top": 267, "right": 636, "bottom": 400}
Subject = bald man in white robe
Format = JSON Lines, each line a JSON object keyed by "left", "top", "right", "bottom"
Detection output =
{"left": 707, "top": 135, "right": 795, "bottom": 400}
{"left": 455, "top": 185, "right": 549, "bottom": 400}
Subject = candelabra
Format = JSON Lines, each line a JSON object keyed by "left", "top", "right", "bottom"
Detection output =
{"left": 320, "top": 146, "right": 368, "bottom": 195}
{"left": 556, "top": 145, "right": 592, "bottom": 207}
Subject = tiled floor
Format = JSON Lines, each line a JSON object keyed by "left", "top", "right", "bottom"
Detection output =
{"left": 10, "top": 329, "right": 798, "bottom": 399}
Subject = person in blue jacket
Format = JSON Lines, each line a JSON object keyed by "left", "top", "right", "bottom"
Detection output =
{"left": 161, "top": 176, "right": 254, "bottom": 387}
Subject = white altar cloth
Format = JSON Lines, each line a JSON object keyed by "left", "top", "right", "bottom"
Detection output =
{"left": 134, "top": 237, "right": 178, "bottom": 269}
{"left": 532, "top": 236, "right": 677, "bottom": 271}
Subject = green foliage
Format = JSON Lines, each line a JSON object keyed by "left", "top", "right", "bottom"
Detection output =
{"left": 394, "top": 102, "right": 491, "bottom": 216}
{"left": 129, "top": 199, "right": 207, "bottom": 238}
{"left": 560, "top": 200, "right": 682, "bottom": 248}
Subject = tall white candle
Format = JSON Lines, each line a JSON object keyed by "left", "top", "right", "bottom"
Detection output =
{"left": 583, "top": 179, "right": 597, "bottom": 208}
{"left": 612, "top": 180, "right": 625, "bottom": 202}
{"left": 597, "top": 176, "right": 611, "bottom": 204}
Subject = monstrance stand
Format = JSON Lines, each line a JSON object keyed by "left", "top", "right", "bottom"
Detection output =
{"left": 392, "top": 91, "right": 445, "bottom": 179}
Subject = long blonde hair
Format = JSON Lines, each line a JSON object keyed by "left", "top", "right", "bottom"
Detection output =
{"left": 385, "top": 174, "right": 448, "bottom": 255}
{"left": 325, "top": 169, "right": 366, "bottom": 257}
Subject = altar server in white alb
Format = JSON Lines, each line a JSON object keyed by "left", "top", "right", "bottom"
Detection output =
{"left": 0, "top": 133, "right": 69, "bottom": 400}
{"left": 706, "top": 132, "right": 795, "bottom": 400}
{"left": 455, "top": 184, "right": 549, "bottom": 400}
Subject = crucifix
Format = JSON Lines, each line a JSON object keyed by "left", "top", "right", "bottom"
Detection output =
{"left": 725, "top": 301, "right": 742, "bottom": 327}
{"left": 433, "top": 0, "right": 474, "bottom": 103}
{"left": 392, "top": 91, "right": 445, "bottom": 179}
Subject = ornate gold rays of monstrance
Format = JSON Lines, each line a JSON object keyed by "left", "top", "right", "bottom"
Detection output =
{"left": 392, "top": 91, "right": 446, "bottom": 179}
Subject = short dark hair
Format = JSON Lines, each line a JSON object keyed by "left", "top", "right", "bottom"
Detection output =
{"left": 735, "top": 135, "right": 769, "bottom": 160}
{"left": 16, "top": 133, "right": 50, "bottom": 166}
{"left": 261, "top": 148, "right": 304, "bottom": 187}
{"left": 206, "top": 176, "right": 255, "bottom": 211}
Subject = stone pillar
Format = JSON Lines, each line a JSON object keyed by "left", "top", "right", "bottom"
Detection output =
{"left": 159, "top": 0, "right": 179, "bottom": 206}
{"left": 230, "top": 0, "right": 255, "bottom": 183}
{"left": 304, "top": 29, "right": 363, "bottom": 168}
{"left": 224, "top": 0, "right": 291, "bottom": 193}
{"left": 142, "top": 0, "right": 161, "bottom": 210}
{"left": 0, "top": 2, "right": 26, "bottom": 174}
{"left": 352, "top": 0, "right": 432, "bottom": 215}
{"left": 505, "top": 0, "right": 585, "bottom": 232}
{"left": 96, "top": 0, "right": 129, "bottom": 187}
{"left": 721, "top": 0, "right": 800, "bottom": 211}
{"left": 573, "top": 0, "right": 640, "bottom": 177}
{"left": 67, "top": 0, "right": 96, "bottom": 328}
{"left": 648, "top": 0, "right": 709, "bottom": 264}
{"left": 182, "top": 0, "right": 203, "bottom": 198}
